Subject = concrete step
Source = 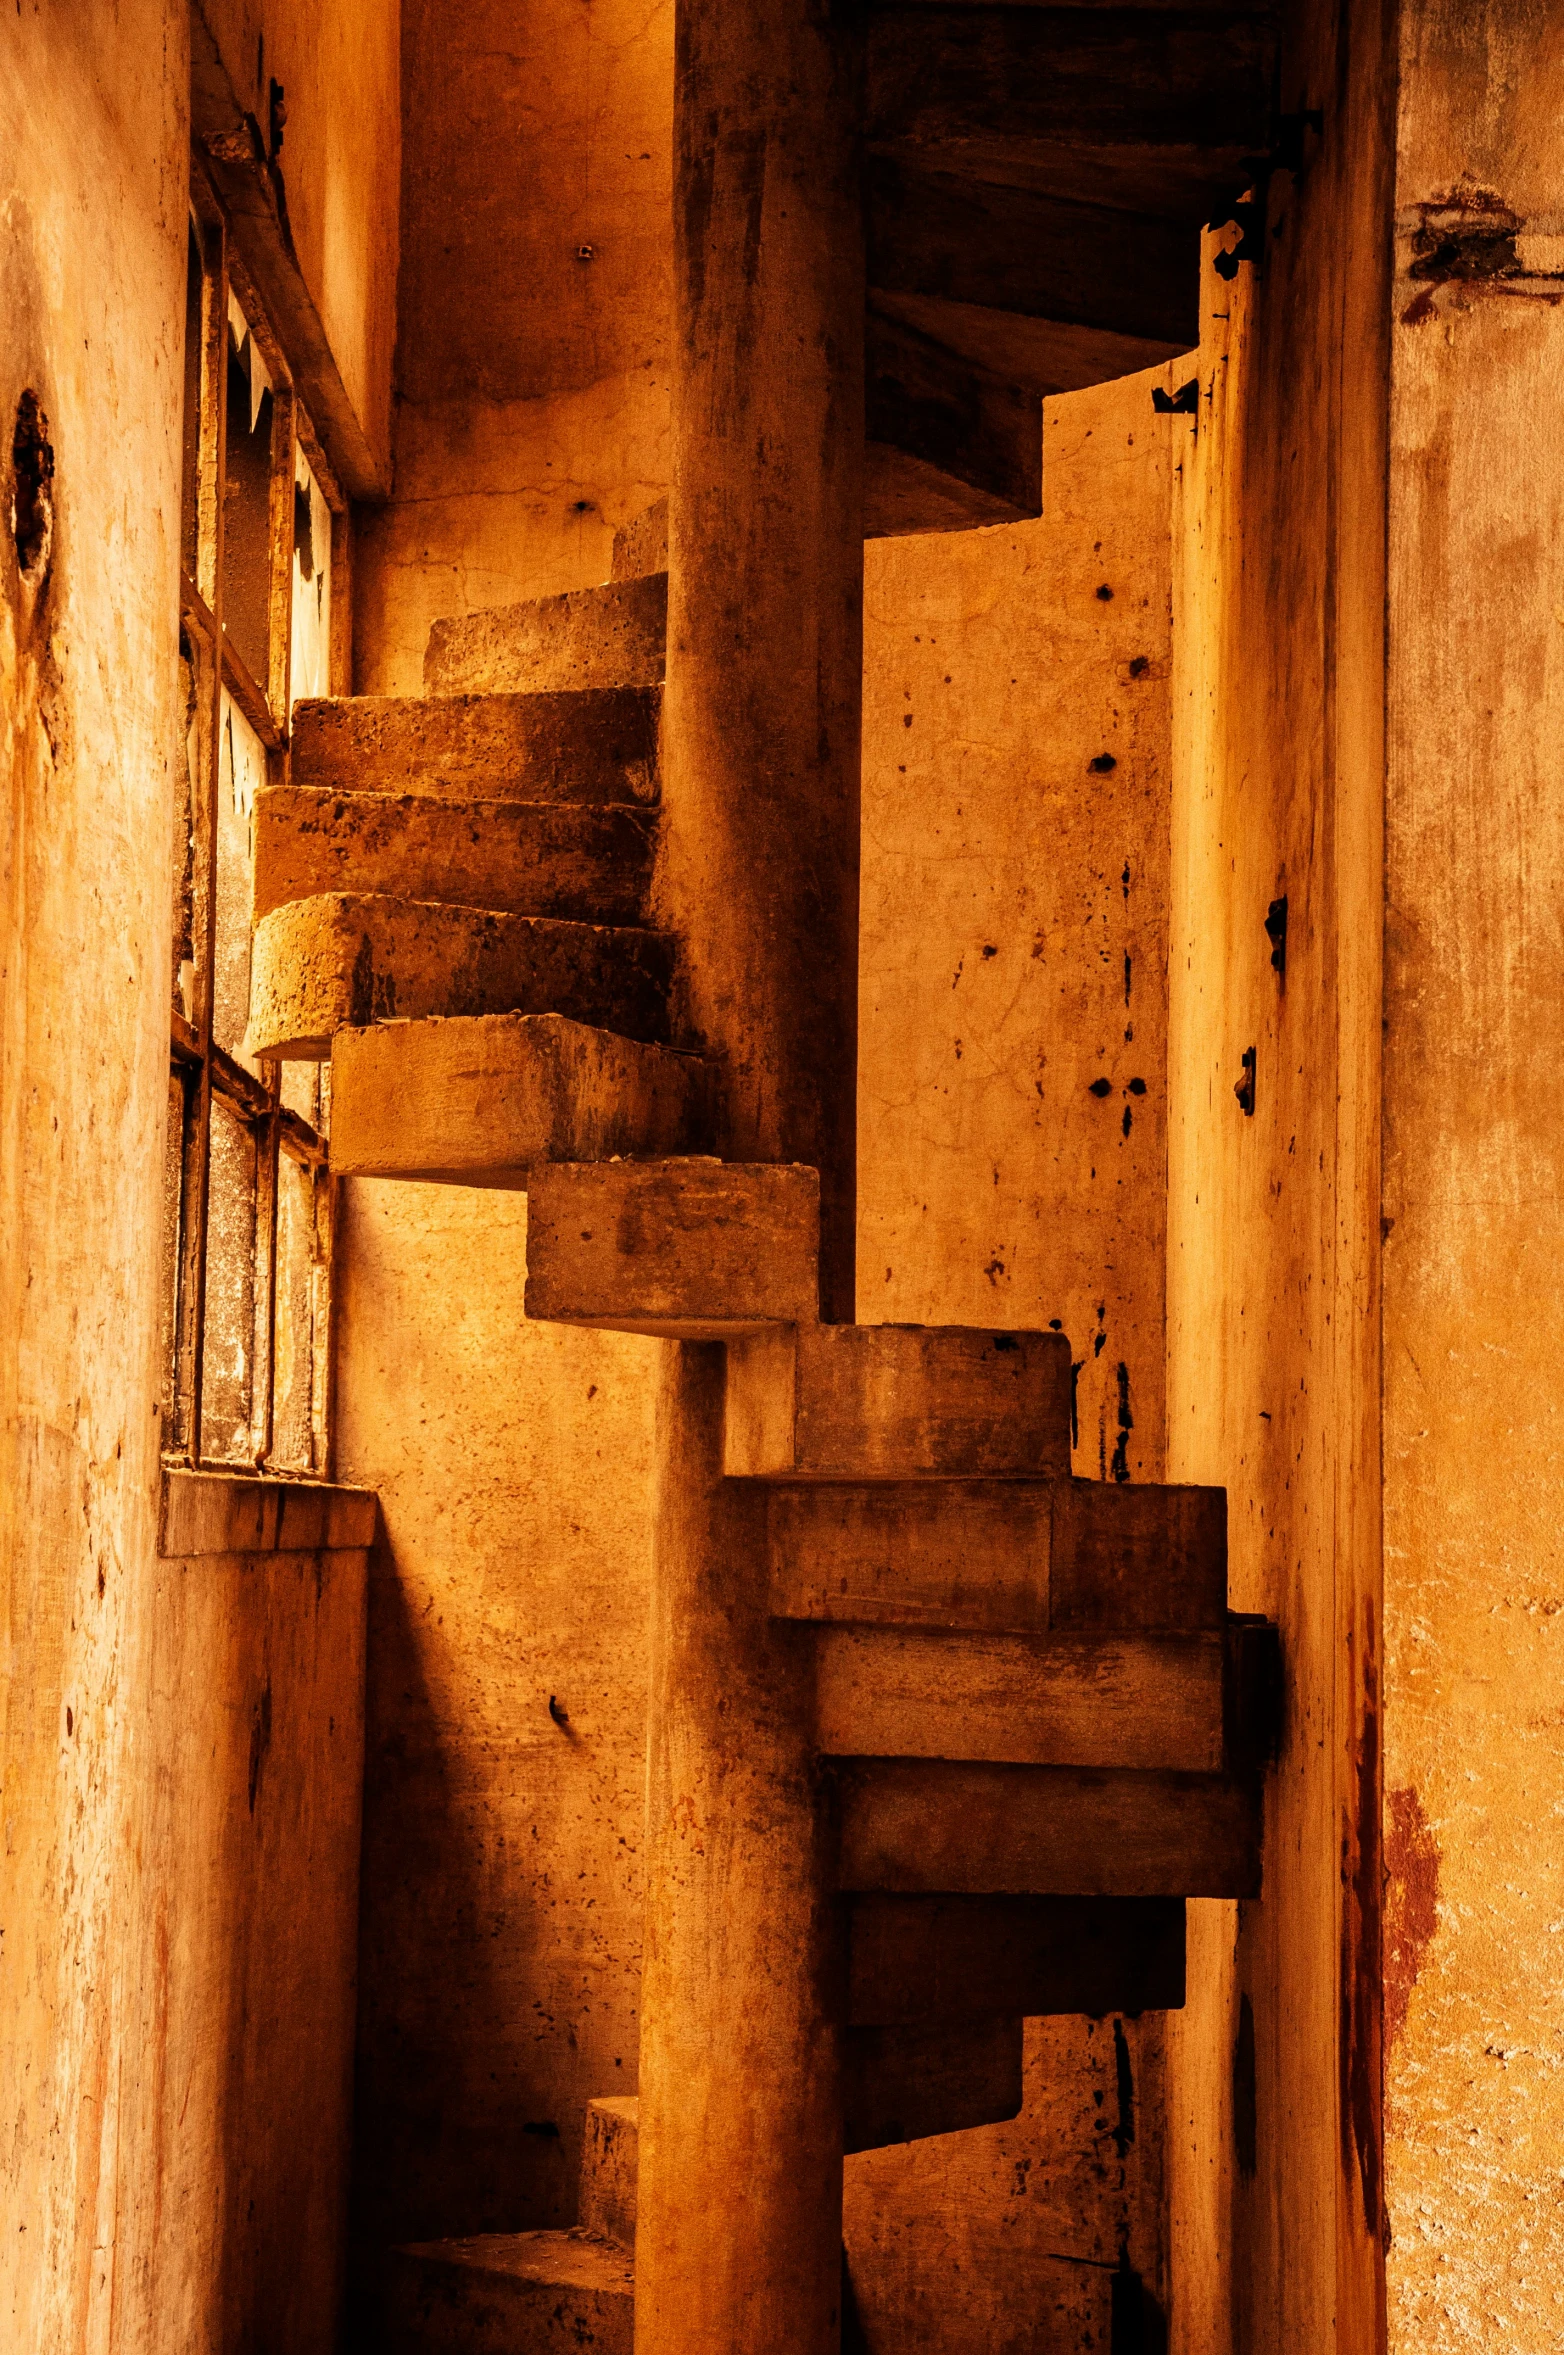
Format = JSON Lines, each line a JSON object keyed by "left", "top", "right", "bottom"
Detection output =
{"left": 610, "top": 499, "right": 668, "bottom": 581}
{"left": 523, "top": 1158, "right": 821, "bottom": 1338}
{"left": 725, "top": 1321, "right": 1072, "bottom": 1482}
{"left": 766, "top": 1477, "right": 1226, "bottom": 1634}
{"left": 814, "top": 1624, "right": 1226, "bottom": 1772}
{"left": 846, "top": 1892, "right": 1185, "bottom": 2025}
{"left": 253, "top": 786, "right": 657, "bottom": 927}
{"left": 581, "top": 2096, "right": 639, "bottom": 2249}
{"left": 836, "top": 1758, "right": 1263, "bottom": 1899}
{"left": 247, "top": 894, "right": 674, "bottom": 1060}
{"left": 385, "top": 2231, "right": 633, "bottom": 2355}
{"left": 426, "top": 574, "right": 668, "bottom": 697}
{"left": 291, "top": 688, "right": 660, "bottom": 806}
{"left": 329, "top": 1015, "right": 711, "bottom": 1189}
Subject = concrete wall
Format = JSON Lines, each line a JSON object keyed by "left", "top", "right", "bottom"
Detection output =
{"left": 195, "top": 0, "right": 400, "bottom": 481}
{"left": 128, "top": 1475, "right": 369, "bottom": 2355}
{"left": 0, "top": 7, "right": 186, "bottom": 2348}
{"left": 1383, "top": 6, "right": 1564, "bottom": 2341}
{"left": 353, "top": 0, "right": 673, "bottom": 693}
{"left": 1162, "top": 1, "right": 1394, "bottom": 2346}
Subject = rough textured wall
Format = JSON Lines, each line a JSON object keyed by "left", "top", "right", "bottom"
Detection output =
{"left": 860, "top": 376, "right": 1174, "bottom": 1482}
{"left": 353, "top": 0, "right": 673, "bottom": 692}
{"left": 847, "top": 370, "right": 1175, "bottom": 2351}
{"left": 1163, "top": 1, "right": 1394, "bottom": 2347}
{"left": 129, "top": 1480, "right": 368, "bottom": 2355}
{"left": 335, "top": 1188, "right": 655, "bottom": 2308}
{"left": 0, "top": 5, "right": 186, "bottom": 2348}
{"left": 1383, "top": 6, "right": 1564, "bottom": 2341}
{"left": 196, "top": 0, "right": 400, "bottom": 475}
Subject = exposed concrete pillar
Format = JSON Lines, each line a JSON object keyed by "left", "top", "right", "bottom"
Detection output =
{"left": 636, "top": 4, "right": 864, "bottom": 2351}
{"left": 655, "top": 0, "right": 865, "bottom": 1314}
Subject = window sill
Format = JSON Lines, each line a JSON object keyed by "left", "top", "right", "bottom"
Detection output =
{"left": 160, "top": 1467, "right": 377, "bottom": 1559}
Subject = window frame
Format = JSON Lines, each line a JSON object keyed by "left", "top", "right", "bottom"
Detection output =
{"left": 164, "top": 155, "right": 350, "bottom": 1479}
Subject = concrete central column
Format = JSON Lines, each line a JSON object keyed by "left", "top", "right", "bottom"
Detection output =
{"left": 636, "top": 3, "right": 864, "bottom": 2352}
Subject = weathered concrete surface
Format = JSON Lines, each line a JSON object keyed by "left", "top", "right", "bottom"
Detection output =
{"left": 247, "top": 892, "right": 674, "bottom": 1057}
{"left": 291, "top": 689, "right": 662, "bottom": 806}
{"left": 427, "top": 574, "right": 667, "bottom": 698}
{"left": 354, "top": 0, "right": 672, "bottom": 692}
{"left": 385, "top": 2230, "right": 635, "bottom": 2355}
{"left": 195, "top": 0, "right": 400, "bottom": 480}
{"left": 0, "top": 7, "right": 184, "bottom": 2348}
{"left": 859, "top": 368, "right": 1173, "bottom": 1486}
{"left": 253, "top": 785, "right": 656, "bottom": 925}
{"left": 1382, "top": 7, "right": 1564, "bottom": 2343}
{"left": 138, "top": 1477, "right": 369, "bottom": 2354}
{"left": 334, "top": 1186, "right": 656, "bottom": 2319}
{"left": 330, "top": 1015, "right": 711, "bottom": 1187}
{"left": 1161, "top": 1, "right": 1394, "bottom": 2346}
{"left": 581, "top": 2097, "right": 640, "bottom": 2248}
{"left": 845, "top": 2018, "right": 1169, "bottom": 2355}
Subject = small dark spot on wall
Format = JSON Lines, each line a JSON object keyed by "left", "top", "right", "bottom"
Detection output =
{"left": 548, "top": 1694, "right": 571, "bottom": 1729}
{"left": 1089, "top": 753, "right": 1117, "bottom": 774}
{"left": 247, "top": 1679, "right": 273, "bottom": 1815}
{"left": 1127, "top": 1077, "right": 1146, "bottom": 1096}
{"left": 1121, "top": 1106, "right": 1132, "bottom": 1137}
{"left": 1110, "top": 1364, "right": 1133, "bottom": 1482}
{"left": 1235, "top": 1047, "right": 1256, "bottom": 1116}
{"left": 1069, "top": 1360, "right": 1081, "bottom": 1449}
{"left": 1129, "top": 655, "right": 1150, "bottom": 678}
{"left": 1089, "top": 1077, "right": 1112, "bottom": 1097}
{"left": 1111, "top": 2017, "right": 1135, "bottom": 2156}
{"left": 293, "top": 478, "right": 314, "bottom": 579}
{"left": 522, "top": 2119, "right": 561, "bottom": 2139}
{"left": 981, "top": 943, "right": 998, "bottom": 959}
{"left": 1385, "top": 1785, "right": 1440, "bottom": 2054}
{"left": 65, "top": 1707, "right": 73, "bottom": 1738}
{"left": 1265, "top": 895, "right": 1288, "bottom": 980}
{"left": 268, "top": 77, "right": 287, "bottom": 158}
{"left": 1048, "top": 1318, "right": 1062, "bottom": 1331}
{"left": 11, "top": 389, "right": 54, "bottom": 584}
{"left": 1096, "top": 583, "right": 1114, "bottom": 601}
{"left": 1233, "top": 1992, "right": 1258, "bottom": 2177}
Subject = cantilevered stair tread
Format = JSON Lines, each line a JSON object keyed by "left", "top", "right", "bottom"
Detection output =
{"left": 247, "top": 894, "right": 674, "bottom": 1060}
{"left": 523, "top": 1158, "right": 821, "bottom": 1336}
{"left": 426, "top": 573, "right": 668, "bottom": 696}
{"left": 329, "top": 1015, "right": 712, "bottom": 1187}
{"left": 581, "top": 2097, "right": 639, "bottom": 2249}
{"left": 253, "top": 785, "right": 657, "bottom": 927}
{"left": 766, "top": 1476, "right": 1226, "bottom": 1632}
{"left": 725, "top": 1320, "right": 1072, "bottom": 1481}
{"left": 290, "top": 688, "right": 662, "bottom": 805}
{"left": 386, "top": 2231, "right": 634, "bottom": 2355}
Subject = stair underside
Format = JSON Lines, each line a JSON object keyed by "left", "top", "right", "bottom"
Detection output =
{"left": 386, "top": 2232, "right": 634, "bottom": 2355}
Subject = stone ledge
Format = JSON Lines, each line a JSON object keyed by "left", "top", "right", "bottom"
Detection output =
{"left": 160, "top": 1468, "right": 378, "bottom": 1559}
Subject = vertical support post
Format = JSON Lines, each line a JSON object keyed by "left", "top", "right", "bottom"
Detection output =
{"left": 637, "top": 4, "right": 864, "bottom": 2352}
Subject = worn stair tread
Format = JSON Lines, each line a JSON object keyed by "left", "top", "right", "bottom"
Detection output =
{"left": 254, "top": 786, "right": 656, "bottom": 928}
{"left": 611, "top": 499, "right": 669, "bottom": 581}
{"left": 426, "top": 573, "right": 668, "bottom": 697}
{"left": 329, "top": 1014, "right": 712, "bottom": 1186}
{"left": 290, "top": 688, "right": 661, "bottom": 806}
{"left": 726, "top": 1321, "right": 1072, "bottom": 1481}
{"left": 815, "top": 1625, "right": 1226, "bottom": 1772}
{"left": 385, "top": 2230, "right": 634, "bottom": 2354}
{"left": 767, "top": 1476, "right": 1226, "bottom": 1633}
{"left": 866, "top": 438, "right": 1028, "bottom": 538}
{"left": 868, "top": 153, "right": 1202, "bottom": 348}
{"left": 247, "top": 893, "right": 673, "bottom": 1059}
{"left": 581, "top": 2096, "right": 639, "bottom": 2248}
{"left": 524, "top": 1158, "right": 821, "bottom": 1337}
{"left": 867, "top": 7, "right": 1276, "bottom": 161}
{"left": 836, "top": 1759, "right": 1263, "bottom": 1898}
{"left": 846, "top": 1892, "right": 1186, "bottom": 2025}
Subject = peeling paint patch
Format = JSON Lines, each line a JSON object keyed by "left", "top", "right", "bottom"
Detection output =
{"left": 1384, "top": 1784, "right": 1440, "bottom": 2056}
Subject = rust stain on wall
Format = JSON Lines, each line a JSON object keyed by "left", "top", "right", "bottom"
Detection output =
{"left": 1382, "top": 1785, "right": 1440, "bottom": 2058}
{"left": 1339, "top": 1607, "right": 1383, "bottom": 2246}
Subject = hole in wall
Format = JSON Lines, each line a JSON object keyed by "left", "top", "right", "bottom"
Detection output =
{"left": 11, "top": 388, "right": 55, "bottom": 584}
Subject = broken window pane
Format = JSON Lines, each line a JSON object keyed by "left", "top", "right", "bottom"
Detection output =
{"left": 213, "top": 686, "right": 264, "bottom": 1063}
{"left": 173, "top": 633, "right": 201, "bottom": 1022}
{"left": 180, "top": 218, "right": 203, "bottom": 580}
{"left": 271, "top": 1150, "right": 321, "bottom": 1471}
{"left": 221, "top": 294, "right": 275, "bottom": 692}
{"left": 290, "top": 442, "right": 331, "bottom": 704}
{"left": 202, "top": 1098, "right": 260, "bottom": 1463}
